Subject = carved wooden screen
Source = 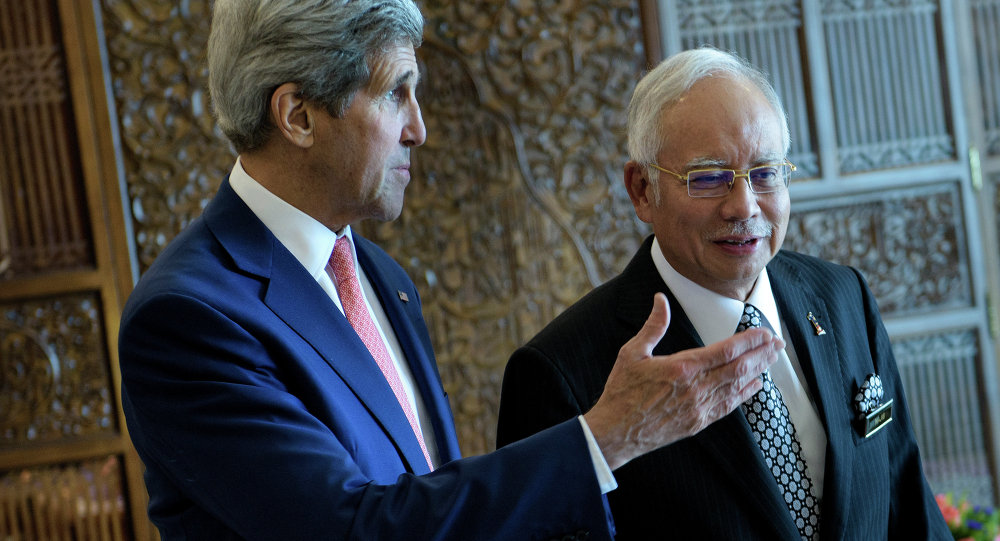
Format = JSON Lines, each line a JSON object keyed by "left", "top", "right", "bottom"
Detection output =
{"left": 651, "top": 0, "right": 1000, "bottom": 504}
{"left": 0, "top": 0, "right": 148, "bottom": 539}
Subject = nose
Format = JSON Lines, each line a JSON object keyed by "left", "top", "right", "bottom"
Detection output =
{"left": 720, "top": 172, "right": 760, "bottom": 221}
{"left": 402, "top": 98, "right": 426, "bottom": 147}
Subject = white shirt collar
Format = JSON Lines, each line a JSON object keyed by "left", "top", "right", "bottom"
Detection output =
{"left": 650, "top": 236, "right": 783, "bottom": 346}
{"left": 228, "top": 157, "right": 353, "bottom": 277}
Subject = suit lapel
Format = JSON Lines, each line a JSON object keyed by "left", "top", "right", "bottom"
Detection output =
{"left": 769, "top": 254, "right": 854, "bottom": 538}
{"left": 354, "top": 238, "right": 462, "bottom": 463}
{"left": 204, "top": 179, "right": 433, "bottom": 474}
{"left": 615, "top": 238, "right": 799, "bottom": 539}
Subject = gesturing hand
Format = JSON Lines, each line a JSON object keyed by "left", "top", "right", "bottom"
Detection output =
{"left": 583, "top": 293, "right": 783, "bottom": 470}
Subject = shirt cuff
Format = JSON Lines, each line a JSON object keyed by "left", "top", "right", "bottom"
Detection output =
{"left": 578, "top": 415, "right": 618, "bottom": 494}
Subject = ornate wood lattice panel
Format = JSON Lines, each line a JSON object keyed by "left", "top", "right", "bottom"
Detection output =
{"left": 972, "top": 0, "right": 1000, "bottom": 157}
{"left": 784, "top": 183, "right": 971, "bottom": 317}
{"left": 0, "top": 0, "right": 94, "bottom": 279}
{"left": 1, "top": 292, "right": 116, "bottom": 446}
{"left": 822, "top": 0, "right": 954, "bottom": 173}
{"left": 894, "top": 329, "right": 994, "bottom": 505}
{"left": 0, "top": 456, "right": 130, "bottom": 540}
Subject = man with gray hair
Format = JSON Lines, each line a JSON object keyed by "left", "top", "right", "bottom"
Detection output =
{"left": 497, "top": 47, "right": 950, "bottom": 540}
{"left": 118, "top": 4, "right": 784, "bottom": 540}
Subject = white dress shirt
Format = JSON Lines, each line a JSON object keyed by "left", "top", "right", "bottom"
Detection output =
{"left": 650, "top": 237, "right": 827, "bottom": 497}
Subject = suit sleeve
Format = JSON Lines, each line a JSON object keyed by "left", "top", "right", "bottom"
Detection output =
{"left": 120, "top": 292, "right": 612, "bottom": 541}
{"left": 497, "top": 345, "right": 589, "bottom": 447}
{"left": 852, "top": 268, "right": 951, "bottom": 539}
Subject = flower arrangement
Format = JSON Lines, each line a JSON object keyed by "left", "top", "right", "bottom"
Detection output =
{"left": 936, "top": 493, "right": 1000, "bottom": 541}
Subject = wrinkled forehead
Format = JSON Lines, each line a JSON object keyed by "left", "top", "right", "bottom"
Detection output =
{"left": 366, "top": 43, "right": 420, "bottom": 94}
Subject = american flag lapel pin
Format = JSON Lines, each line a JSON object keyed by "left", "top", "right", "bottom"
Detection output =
{"left": 397, "top": 290, "right": 409, "bottom": 302}
{"left": 807, "top": 312, "right": 826, "bottom": 335}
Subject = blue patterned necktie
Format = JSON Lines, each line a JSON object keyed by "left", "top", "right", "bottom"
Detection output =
{"left": 737, "top": 303, "right": 820, "bottom": 540}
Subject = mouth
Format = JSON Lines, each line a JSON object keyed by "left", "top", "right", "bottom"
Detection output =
{"left": 716, "top": 237, "right": 761, "bottom": 247}
{"left": 393, "top": 164, "right": 411, "bottom": 179}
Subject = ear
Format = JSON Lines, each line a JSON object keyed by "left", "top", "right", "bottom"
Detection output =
{"left": 624, "top": 160, "right": 656, "bottom": 224}
{"left": 270, "top": 82, "right": 314, "bottom": 148}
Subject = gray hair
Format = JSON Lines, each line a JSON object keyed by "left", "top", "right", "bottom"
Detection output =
{"left": 208, "top": 0, "right": 424, "bottom": 153}
{"left": 626, "top": 47, "right": 790, "bottom": 202}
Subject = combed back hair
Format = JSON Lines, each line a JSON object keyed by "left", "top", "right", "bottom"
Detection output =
{"left": 626, "top": 47, "right": 790, "bottom": 181}
{"left": 208, "top": 0, "right": 424, "bottom": 153}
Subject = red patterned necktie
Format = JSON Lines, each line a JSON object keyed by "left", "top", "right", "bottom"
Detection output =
{"left": 737, "top": 303, "right": 819, "bottom": 540}
{"left": 330, "top": 236, "right": 433, "bottom": 470}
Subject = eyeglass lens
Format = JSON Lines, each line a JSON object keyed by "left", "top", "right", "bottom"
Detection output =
{"left": 688, "top": 164, "right": 791, "bottom": 197}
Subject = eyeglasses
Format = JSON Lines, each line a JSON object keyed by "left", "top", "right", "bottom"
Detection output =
{"left": 648, "top": 161, "right": 795, "bottom": 198}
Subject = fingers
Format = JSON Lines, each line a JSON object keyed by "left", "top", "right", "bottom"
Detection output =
{"left": 699, "top": 331, "right": 783, "bottom": 419}
{"left": 620, "top": 293, "right": 672, "bottom": 361}
{"left": 696, "top": 327, "right": 784, "bottom": 370}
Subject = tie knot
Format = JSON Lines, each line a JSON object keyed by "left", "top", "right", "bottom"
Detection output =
{"left": 331, "top": 236, "right": 356, "bottom": 286}
{"left": 736, "top": 303, "right": 764, "bottom": 333}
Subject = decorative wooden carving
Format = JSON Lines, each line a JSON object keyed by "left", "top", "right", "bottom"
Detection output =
{"left": 893, "top": 329, "right": 994, "bottom": 505}
{"left": 0, "top": 456, "right": 129, "bottom": 540}
{"left": 0, "top": 0, "right": 94, "bottom": 280}
{"left": 0, "top": 293, "right": 116, "bottom": 445}
{"left": 100, "top": 0, "right": 233, "bottom": 273}
{"left": 972, "top": 0, "right": 1000, "bottom": 156}
{"left": 785, "top": 183, "right": 970, "bottom": 317}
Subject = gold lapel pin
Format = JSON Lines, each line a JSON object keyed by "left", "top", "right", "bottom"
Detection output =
{"left": 807, "top": 312, "right": 826, "bottom": 335}
{"left": 397, "top": 291, "right": 409, "bottom": 302}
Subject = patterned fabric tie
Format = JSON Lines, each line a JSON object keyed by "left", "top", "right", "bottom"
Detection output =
{"left": 331, "top": 236, "right": 433, "bottom": 471}
{"left": 737, "top": 303, "right": 819, "bottom": 540}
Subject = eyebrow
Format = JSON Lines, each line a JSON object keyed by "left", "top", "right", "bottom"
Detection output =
{"left": 392, "top": 69, "right": 419, "bottom": 90}
{"left": 684, "top": 154, "right": 785, "bottom": 170}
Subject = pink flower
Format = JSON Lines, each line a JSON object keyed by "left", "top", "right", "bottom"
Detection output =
{"left": 942, "top": 505, "right": 962, "bottom": 527}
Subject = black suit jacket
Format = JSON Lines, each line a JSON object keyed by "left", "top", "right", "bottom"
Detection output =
{"left": 497, "top": 236, "right": 949, "bottom": 540}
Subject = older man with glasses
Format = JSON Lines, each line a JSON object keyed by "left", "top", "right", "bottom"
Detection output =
{"left": 497, "top": 47, "right": 949, "bottom": 541}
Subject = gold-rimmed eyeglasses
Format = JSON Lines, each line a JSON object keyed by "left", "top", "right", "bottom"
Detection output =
{"left": 648, "top": 161, "right": 796, "bottom": 198}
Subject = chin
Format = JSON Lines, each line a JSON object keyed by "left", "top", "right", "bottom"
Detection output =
{"left": 376, "top": 201, "right": 405, "bottom": 222}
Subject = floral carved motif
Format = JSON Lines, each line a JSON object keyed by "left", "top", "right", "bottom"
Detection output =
{"left": 785, "top": 183, "right": 970, "bottom": 316}
{"left": 0, "top": 293, "right": 115, "bottom": 444}
{"left": 100, "top": 0, "right": 234, "bottom": 273}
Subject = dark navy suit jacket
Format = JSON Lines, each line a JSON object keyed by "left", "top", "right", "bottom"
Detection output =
{"left": 497, "top": 235, "right": 950, "bottom": 540}
{"left": 119, "top": 178, "right": 611, "bottom": 540}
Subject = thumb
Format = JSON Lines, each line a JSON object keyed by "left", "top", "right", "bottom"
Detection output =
{"left": 633, "top": 292, "right": 671, "bottom": 358}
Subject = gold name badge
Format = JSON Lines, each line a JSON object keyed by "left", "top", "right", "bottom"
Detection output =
{"left": 861, "top": 399, "right": 893, "bottom": 438}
